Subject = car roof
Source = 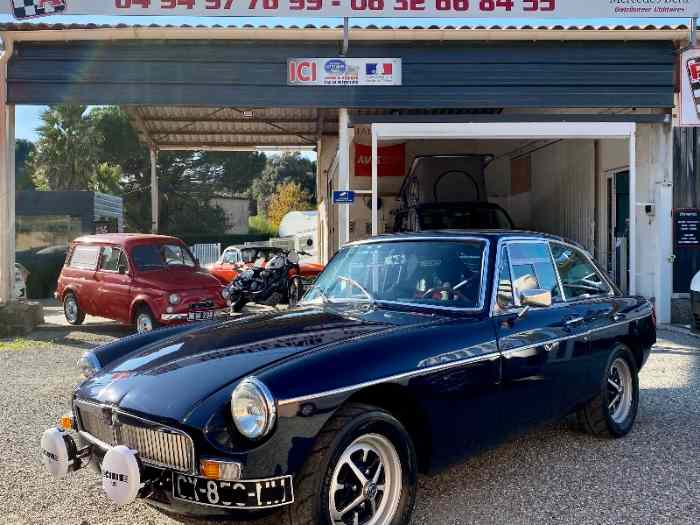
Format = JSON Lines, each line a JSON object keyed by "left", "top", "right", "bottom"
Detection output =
{"left": 349, "top": 230, "right": 581, "bottom": 247}
{"left": 72, "top": 233, "right": 184, "bottom": 247}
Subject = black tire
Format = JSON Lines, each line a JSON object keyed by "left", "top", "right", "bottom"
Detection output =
{"left": 63, "top": 292, "right": 86, "bottom": 326}
{"left": 281, "top": 403, "right": 417, "bottom": 525}
{"left": 134, "top": 305, "right": 160, "bottom": 334}
{"left": 262, "top": 291, "right": 284, "bottom": 307}
{"left": 576, "top": 344, "right": 639, "bottom": 438}
{"left": 288, "top": 277, "right": 303, "bottom": 307}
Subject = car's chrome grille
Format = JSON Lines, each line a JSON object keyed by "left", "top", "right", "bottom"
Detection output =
{"left": 75, "top": 401, "right": 194, "bottom": 473}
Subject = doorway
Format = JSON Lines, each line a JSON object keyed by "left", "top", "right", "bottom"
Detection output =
{"left": 607, "top": 169, "right": 630, "bottom": 292}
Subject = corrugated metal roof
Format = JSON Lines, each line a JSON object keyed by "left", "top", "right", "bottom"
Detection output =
{"left": 0, "top": 22, "right": 690, "bottom": 31}
{"left": 124, "top": 106, "right": 501, "bottom": 150}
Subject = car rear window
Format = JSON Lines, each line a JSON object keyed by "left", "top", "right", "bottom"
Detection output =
{"left": 69, "top": 245, "right": 100, "bottom": 270}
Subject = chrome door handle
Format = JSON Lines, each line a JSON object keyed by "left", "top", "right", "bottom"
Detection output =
{"left": 565, "top": 316, "right": 585, "bottom": 326}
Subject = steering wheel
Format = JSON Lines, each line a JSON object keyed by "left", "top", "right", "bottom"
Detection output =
{"left": 421, "top": 286, "right": 468, "bottom": 303}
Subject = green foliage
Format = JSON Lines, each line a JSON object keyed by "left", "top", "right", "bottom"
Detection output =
{"left": 251, "top": 152, "right": 316, "bottom": 216}
{"left": 200, "top": 151, "right": 267, "bottom": 196}
{"left": 30, "top": 105, "right": 100, "bottom": 191}
{"left": 267, "top": 182, "right": 313, "bottom": 229}
{"left": 15, "top": 139, "right": 35, "bottom": 191}
{"left": 248, "top": 215, "right": 277, "bottom": 236}
{"left": 24, "top": 105, "right": 316, "bottom": 238}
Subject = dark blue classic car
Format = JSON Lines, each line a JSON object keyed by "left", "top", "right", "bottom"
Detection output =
{"left": 41, "top": 231, "right": 656, "bottom": 525}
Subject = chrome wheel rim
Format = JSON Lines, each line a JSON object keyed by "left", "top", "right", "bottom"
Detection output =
{"left": 136, "top": 313, "right": 153, "bottom": 333}
{"left": 328, "top": 433, "right": 402, "bottom": 525}
{"left": 64, "top": 296, "right": 78, "bottom": 323}
{"left": 608, "top": 358, "right": 633, "bottom": 424}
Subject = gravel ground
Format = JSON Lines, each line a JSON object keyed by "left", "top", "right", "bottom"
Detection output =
{"left": 1, "top": 320, "right": 698, "bottom": 525}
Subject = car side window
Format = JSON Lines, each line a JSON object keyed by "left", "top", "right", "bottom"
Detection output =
{"left": 495, "top": 248, "right": 515, "bottom": 312}
{"left": 507, "top": 242, "right": 562, "bottom": 305}
{"left": 549, "top": 242, "right": 610, "bottom": 300}
{"left": 68, "top": 245, "right": 100, "bottom": 270}
{"left": 223, "top": 250, "right": 237, "bottom": 264}
{"left": 100, "top": 247, "right": 122, "bottom": 272}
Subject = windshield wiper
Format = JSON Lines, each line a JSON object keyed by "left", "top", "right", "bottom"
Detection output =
{"left": 334, "top": 276, "right": 376, "bottom": 305}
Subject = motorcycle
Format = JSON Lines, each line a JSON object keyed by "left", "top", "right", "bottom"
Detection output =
{"left": 227, "top": 249, "right": 311, "bottom": 312}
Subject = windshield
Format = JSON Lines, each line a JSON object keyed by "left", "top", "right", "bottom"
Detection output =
{"left": 241, "top": 247, "right": 283, "bottom": 264}
{"left": 302, "top": 240, "right": 487, "bottom": 309}
{"left": 418, "top": 206, "right": 512, "bottom": 230}
{"left": 131, "top": 243, "right": 196, "bottom": 271}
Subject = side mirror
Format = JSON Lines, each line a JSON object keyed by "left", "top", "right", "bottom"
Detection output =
{"left": 520, "top": 289, "right": 552, "bottom": 308}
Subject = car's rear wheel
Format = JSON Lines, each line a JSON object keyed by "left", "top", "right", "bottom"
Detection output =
{"left": 282, "top": 403, "right": 417, "bottom": 525}
{"left": 576, "top": 344, "right": 639, "bottom": 438}
{"left": 135, "top": 306, "right": 159, "bottom": 334}
{"left": 63, "top": 292, "right": 85, "bottom": 325}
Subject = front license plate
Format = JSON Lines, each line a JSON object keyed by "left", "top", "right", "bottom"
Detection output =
{"left": 187, "top": 311, "right": 214, "bottom": 321}
{"left": 172, "top": 474, "right": 294, "bottom": 509}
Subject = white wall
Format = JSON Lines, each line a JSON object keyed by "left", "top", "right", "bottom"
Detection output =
{"left": 634, "top": 123, "right": 673, "bottom": 323}
{"left": 209, "top": 197, "right": 250, "bottom": 234}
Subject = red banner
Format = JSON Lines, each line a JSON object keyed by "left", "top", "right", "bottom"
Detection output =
{"left": 355, "top": 143, "right": 405, "bottom": 178}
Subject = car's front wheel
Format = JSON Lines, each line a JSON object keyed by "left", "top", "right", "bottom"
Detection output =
{"left": 577, "top": 344, "right": 640, "bottom": 438}
{"left": 63, "top": 292, "right": 85, "bottom": 326}
{"left": 283, "top": 403, "right": 417, "bottom": 525}
{"left": 134, "top": 306, "right": 159, "bottom": 334}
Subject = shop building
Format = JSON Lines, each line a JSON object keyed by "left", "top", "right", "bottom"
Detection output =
{"left": 0, "top": 23, "right": 690, "bottom": 323}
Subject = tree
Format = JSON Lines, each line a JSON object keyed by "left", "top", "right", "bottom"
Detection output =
{"left": 201, "top": 151, "right": 267, "bottom": 196}
{"left": 15, "top": 139, "right": 35, "bottom": 191}
{"left": 267, "top": 181, "right": 313, "bottom": 229}
{"left": 31, "top": 105, "right": 99, "bottom": 191}
{"left": 251, "top": 153, "right": 317, "bottom": 216}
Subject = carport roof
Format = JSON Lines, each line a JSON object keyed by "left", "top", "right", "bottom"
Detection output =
{"left": 124, "top": 106, "right": 336, "bottom": 151}
{"left": 123, "top": 107, "right": 501, "bottom": 151}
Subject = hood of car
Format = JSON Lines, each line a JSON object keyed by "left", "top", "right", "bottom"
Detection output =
{"left": 135, "top": 268, "right": 222, "bottom": 292}
{"left": 75, "top": 305, "right": 438, "bottom": 423}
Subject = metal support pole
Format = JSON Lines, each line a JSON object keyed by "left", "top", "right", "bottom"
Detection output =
{"left": 338, "top": 108, "right": 350, "bottom": 247}
{"left": 371, "top": 126, "right": 379, "bottom": 236}
{"left": 341, "top": 17, "right": 349, "bottom": 56}
{"left": 150, "top": 147, "right": 159, "bottom": 234}
{"left": 0, "top": 38, "right": 15, "bottom": 305}
{"left": 628, "top": 127, "right": 637, "bottom": 296}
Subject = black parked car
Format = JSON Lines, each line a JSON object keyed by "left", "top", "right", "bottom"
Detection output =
{"left": 41, "top": 231, "right": 655, "bottom": 525}
{"left": 393, "top": 201, "right": 514, "bottom": 232}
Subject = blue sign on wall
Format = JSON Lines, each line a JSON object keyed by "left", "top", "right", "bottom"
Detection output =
{"left": 333, "top": 191, "right": 355, "bottom": 204}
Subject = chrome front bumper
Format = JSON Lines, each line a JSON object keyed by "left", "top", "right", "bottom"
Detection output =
{"left": 161, "top": 308, "right": 230, "bottom": 322}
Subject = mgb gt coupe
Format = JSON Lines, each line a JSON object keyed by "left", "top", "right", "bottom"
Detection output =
{"left": 41, "top": 231, "right": 655, "bottom": 525}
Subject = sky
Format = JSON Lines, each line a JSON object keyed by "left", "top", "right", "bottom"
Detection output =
{"left": 1, "top": 13, "right": 688, "bottom": 141}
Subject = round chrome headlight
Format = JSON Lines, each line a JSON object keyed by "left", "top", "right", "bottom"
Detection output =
{"left": 168, "top": 293, "right": 181, "bottom": 305}
{"left": 221, "top": 288, "right": 230, "bottom": 300}
{"left": 77, "top": 351, "right": 101, "bottom": 379}
{"left": 230, "top": 377, "right": 276, "bottom": 440}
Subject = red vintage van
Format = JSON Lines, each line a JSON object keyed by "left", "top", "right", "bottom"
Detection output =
{"left": 56, "top": 234, "right": 229, "bottom": 333}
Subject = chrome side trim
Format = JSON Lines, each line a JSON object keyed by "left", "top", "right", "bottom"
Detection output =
{"left": 498, "top": 312, "right": 651, "bottom": 357}
{"left": 278, "top": 310, "right": 651, "bottom": 407}
{"left": 277, "top": 350, "right": 500, "bottom": 406}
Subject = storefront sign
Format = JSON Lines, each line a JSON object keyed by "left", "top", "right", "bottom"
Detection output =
{"left": 333, "top": 191, "right": 355, "bottom": 204}
{"left": 674, "top": 209, "right": 700, "bottom": 249}
{"left": 288, "top": 59, "right": 402, "bottom": 86}
{"left": 355, "top": 143, "right": 406, "bottom": 178}
{"left": 680, "top": 47, "right": 700, "bottom": 127}
{"left": 6, "top": 0, "right": 700, "bottom": 20}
